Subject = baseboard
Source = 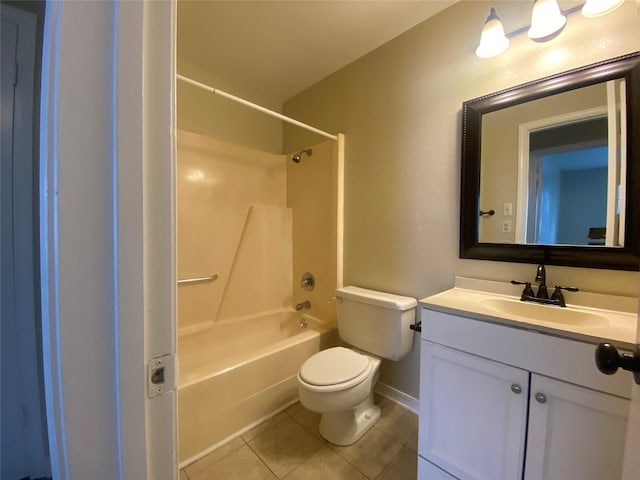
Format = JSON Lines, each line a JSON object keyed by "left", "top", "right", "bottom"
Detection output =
{"left": 374, "top": 381, "right": 419, "bottom": 415}
{"left": 181, "top": 382, "right": 418, "bottom": 469}
{"left": 179, "top": 396, "right": 299, "bottom": 469}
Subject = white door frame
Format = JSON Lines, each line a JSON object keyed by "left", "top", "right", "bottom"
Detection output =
{"left": 515, "top": 106, "right": 608, "bottom": 244}
{"left": 40, "top": 1, "right": 176, "bottom": 478}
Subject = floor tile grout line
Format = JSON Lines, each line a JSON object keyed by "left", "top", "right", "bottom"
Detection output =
{"left": 241, "top": 412, "right": 290, "bottom": 444}
{"left": 376, "top": 417, "right": 419, "bottom": 448}
{"left": 284, "top": 406, "right": 380, "bottom": 479}
{"left": 371, "top": 445, "right": 406, "bottom": 480}
{"left": 381, "top": 444, "right": 420, "bottom": 480}
{"left": 330, "top": 426, "right": 403, "bottom": 480}
{"left": 287, "top": 443, "right": 326, "bottom": 479}
{"left": 244, "top": 436, "right": 325, "bottom": 480}
{"left": 183, "top": 437, "right": 247, "bottom": 478}
{"left": 286, "top": 410, "right": 327, "bottom": 443}
{"left": 247, "top": 412, "right": 326, "bottom": 480}
{"left": 328, "top": 443, "right": 375, "bottom": 479}
{"left": 244, "top": 414, "right": 326, "bottom": 478}
{"left": 280, "top": 443, "right": 334, "bottom": 480}
{"left": 244, "top": 440, "right": 281, "bottom": 480}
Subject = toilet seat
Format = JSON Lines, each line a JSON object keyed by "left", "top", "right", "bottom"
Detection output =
{"left": 299, "top": 347, "right": 373, "bottom": 391}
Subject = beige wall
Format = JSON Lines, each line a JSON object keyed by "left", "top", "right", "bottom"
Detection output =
{"left": 480, "top": 83, "right": 606, "bottom": 243}
{"left": 283, "top": 1, "right": 640, "bottom": 398}
{"left": 177, "top": 58, "right": 283, "bottom": 154}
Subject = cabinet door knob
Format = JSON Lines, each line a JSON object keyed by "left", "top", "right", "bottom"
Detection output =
{"left": 535, "top": 392, "right": 547, "bottom": 404}
{"left": 510, "top": 384, "right": 522, "bottom": 394}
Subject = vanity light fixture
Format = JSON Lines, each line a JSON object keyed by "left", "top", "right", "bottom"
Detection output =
{"left": 475, "top": 7, "right": 510, "bottom": 59}
{"left": 582, "top": 0, "right": 625, "bottom": 17}
{"left": 528, "top": 0, "right": 567, "bottom": 41}
{"left": 476, "top": 0, "right": 626, "bottom": 58}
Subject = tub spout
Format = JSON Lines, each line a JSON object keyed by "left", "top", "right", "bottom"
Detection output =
{"left": 295, "top": 301, "right": 311, "bottom": 311}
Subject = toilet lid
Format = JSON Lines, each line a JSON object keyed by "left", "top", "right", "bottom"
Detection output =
{"left": 299, "top": 347, "right": 370, "bottom": 386}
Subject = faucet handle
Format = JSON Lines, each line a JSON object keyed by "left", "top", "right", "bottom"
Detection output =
{"left": 550, "top": 285, "right": 579, "bottom": 307}
{"left": 511, "top": 280, "right": 534, "bottom": 301}
{"left": 552, "top": 285, "right": 579, "bottom": 295}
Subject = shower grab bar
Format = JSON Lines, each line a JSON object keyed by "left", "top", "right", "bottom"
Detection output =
{"left": 177, "top": 274, "right": 219, "bottom": 285}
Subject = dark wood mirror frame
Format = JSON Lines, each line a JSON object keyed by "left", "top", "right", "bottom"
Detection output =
{"left": 460, "top": 52, "right": 640, "bottom": 271}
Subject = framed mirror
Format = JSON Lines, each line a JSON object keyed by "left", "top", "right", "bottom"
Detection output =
{"left": 460, "top": 52, "right": 640, "bottom": 271}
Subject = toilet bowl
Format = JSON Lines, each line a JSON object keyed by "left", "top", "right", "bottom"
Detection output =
{"left": 297, "top": 286, "right": 417, "bottom": 446}
{"left": 297, "top": 346, "right": 381, "bottom": 446}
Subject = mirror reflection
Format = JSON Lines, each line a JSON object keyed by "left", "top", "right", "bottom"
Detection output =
{"left": 478, "top": 80, "right": 626, "bottom": 247}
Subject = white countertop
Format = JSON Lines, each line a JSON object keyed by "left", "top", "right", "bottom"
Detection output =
{"left": 420, "top": 277, "right": 638, "bottom": 349}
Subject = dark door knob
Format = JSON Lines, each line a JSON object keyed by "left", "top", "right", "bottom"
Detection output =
{"left": 595, "top": 343, "right": 640, "bottom": 385}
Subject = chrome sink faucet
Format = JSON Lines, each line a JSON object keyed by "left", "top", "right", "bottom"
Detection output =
{"left": 512, "top": 264, "right": 579, "bottom": 307}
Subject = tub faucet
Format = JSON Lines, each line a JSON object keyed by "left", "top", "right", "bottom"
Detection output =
{"left": 295, "top": 301, "right": 311, "bottom": 311}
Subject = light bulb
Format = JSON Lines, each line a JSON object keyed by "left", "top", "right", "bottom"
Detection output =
{"left": 476, "top": 7, "right": 510, "bottom": 58}
{"left": 582, "top": 0, "right": 625, "bottom": 17}
{"left": 528, "top": 0, "right": 567, "bottom": 42}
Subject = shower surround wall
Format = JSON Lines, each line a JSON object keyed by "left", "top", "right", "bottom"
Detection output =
{"left": 176, "top": 129, "right": 342, "bottom": 464}
{"left": 288, "top": 138, "right": 344, "bottom": 324}
{"left": 177, "top": 130, "right": 291, "bottom": 331}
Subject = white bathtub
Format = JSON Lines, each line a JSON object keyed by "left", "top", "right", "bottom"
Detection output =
{"left": 177, "top": 310, "right": 337, "bottom": 465}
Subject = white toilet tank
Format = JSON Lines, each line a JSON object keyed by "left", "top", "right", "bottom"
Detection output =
{"left": 335, "top": 286, "right": 417, "bottom": 361}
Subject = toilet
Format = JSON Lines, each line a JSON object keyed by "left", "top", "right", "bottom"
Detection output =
{"left": 297, "top": 286, "right": 417, "bottom": 446}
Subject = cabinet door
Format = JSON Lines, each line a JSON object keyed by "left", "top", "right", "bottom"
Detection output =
{"left": 419, "top": 341, "right": 529, "bottom": 480}
{"left": 525, "top": 374, "right": 629, "bottom": 480}
{"left": 418, "top": 456, "right": 457, "bottom": 480}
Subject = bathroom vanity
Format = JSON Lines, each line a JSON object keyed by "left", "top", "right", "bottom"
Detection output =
{"left": 417, "top": 277, "right": 637, "bottom": 480}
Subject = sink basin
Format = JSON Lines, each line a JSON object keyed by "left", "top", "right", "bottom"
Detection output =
{"left": 481, "top": 298, "right": 609, "bottom": 327}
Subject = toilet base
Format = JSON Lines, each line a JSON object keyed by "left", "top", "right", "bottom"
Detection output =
{"left": 318, "top": 393, "right": 381, "bottom": 446}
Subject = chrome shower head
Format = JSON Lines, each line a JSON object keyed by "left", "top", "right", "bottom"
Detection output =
{"left": 291, "top": 148, "right": 312, "bottom": 163}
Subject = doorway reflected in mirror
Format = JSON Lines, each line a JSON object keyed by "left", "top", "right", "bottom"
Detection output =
{"left": 526, "top": 116, "right": 611, "bottom": 246}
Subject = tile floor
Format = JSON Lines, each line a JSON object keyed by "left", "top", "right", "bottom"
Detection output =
{"left": 180, "top": 395, "right": 418, "bottom": 480}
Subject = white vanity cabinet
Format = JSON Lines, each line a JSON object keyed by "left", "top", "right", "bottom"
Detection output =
{"left": 420, "top": 342, "right": 529, "bottom": 479}
{"left": 418, "top": 308, "right": 632, "bottom": 480}
{"left": 524, "top": 374, "right": 628, "bottom": 480}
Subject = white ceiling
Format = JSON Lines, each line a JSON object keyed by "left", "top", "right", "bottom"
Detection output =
{"left": 177, "top": 0, "right": 457, "bottom": 104}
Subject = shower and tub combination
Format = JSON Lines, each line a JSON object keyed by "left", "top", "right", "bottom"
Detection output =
{"left": 176, "top": 126, "right": 344, "bottom": 465}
